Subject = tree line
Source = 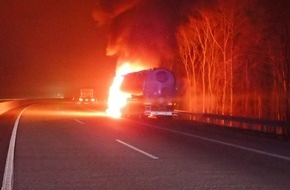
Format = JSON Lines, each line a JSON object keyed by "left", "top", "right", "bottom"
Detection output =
{"left": 172, "top": 0, "right": 289, "bottom": 121}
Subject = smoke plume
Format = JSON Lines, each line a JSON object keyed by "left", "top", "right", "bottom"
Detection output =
{"left": 93, "top": 0, "right": 196, "bottom": 68}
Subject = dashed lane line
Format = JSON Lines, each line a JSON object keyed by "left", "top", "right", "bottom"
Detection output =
{"left": 74, "top": 119, "right": 85, "bottom": 125}
{"left": 116, "top": 139, "right": 159, "bottom": 160}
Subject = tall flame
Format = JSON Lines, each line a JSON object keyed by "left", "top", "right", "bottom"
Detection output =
{"left": 106, "top": 62, "right": 144, "bottom": 118}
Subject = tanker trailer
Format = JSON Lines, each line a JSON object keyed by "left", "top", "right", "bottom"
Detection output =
{"left": 120, "top": 68, "right": 177, "bottom": 118}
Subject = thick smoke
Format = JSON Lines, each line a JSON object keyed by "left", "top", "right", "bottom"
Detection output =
{"left": 93, "top": 0, "right": 196, "bottom": 68}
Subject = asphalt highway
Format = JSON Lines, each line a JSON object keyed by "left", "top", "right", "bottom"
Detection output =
{"left": 1, "top": 102, "right": 290, "bottom": 189}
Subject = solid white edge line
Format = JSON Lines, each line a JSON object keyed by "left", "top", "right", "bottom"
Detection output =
{"left": 137, "top": 122, "right": 290, "bottom": 162}
{"left": 116, "top": 139, "right": 159, "bottom": 160}
{"left": 74, "top": 119, "right": 84, "bottom": 125}
{"left": 1, "top": 106, "right": 30, "bottom": 190}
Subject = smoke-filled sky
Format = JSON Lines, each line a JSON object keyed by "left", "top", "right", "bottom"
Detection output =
{"left": 0, "top": 0, "right": 196, "bottom": 99}
{"left": 0, "top": 0, "right": 115, "bottom": 99}
{"left": 0, "top": 0, "right": 281, "bottom": 99}
{"left": 93, "top": 0, "right": 197, "bottom": 68}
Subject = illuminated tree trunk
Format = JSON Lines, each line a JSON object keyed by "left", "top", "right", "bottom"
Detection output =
{"left": 177, "top": 27, "right": 198, "bottom": 112}
{"left": 177, "top": 0, "right": 263, "bottom": 117}
{"left": 244, "top": 60, "right": 250, "bottom": 115}
{"left": 198, "top": 23, "right": 209, "bottom": 113}
{"left": 206, "top": 15, "right": 231, "bottom": 115}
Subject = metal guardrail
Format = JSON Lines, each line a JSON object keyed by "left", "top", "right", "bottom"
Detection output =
{"left": 0, "top": 99, "right": 63, "bottom": 115}
{"left": 175, "top": 110, "right": 290, "bottom": 137}
{"left": 0, "top": 100, "right": 38, "bottom": 115}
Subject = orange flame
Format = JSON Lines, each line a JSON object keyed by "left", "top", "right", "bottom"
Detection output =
{"left": 106, "top": 62, "right": 144, "bottom": 118}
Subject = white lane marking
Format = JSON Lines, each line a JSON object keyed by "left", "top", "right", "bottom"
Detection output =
{"left": 2, "top": 106, "right": 30, "bottom": 190}
{"left": 116, "top": 139, "right": 159, "bottom": 160}
{"left": 74, "top": 119, "right": 84, "bottom": 125}
{"left": 136, "top": 122, "right": 290, "bottom": 162}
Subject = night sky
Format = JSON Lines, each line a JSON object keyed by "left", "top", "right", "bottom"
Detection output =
{"left": 0, "top": 0, "right": 116, "bottom": 99}
{"left": 0, "top": 0, "right": 196, "bottom": 99}
{"left": 0, "top": 0, "right": 288, "bottom": 101}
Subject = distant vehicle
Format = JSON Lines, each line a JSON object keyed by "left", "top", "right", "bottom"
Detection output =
{"left": 78, "top": 89, "right": 97, "bottom": 104}
{"left": 120, "top": 68, "right": 177, "bottom": 118}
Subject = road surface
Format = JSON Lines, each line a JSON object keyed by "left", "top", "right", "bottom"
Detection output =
{"left": 1, "top": 101, "right": 290, "bottom": 189}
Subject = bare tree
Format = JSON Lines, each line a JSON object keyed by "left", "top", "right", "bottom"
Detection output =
{"left": 177, "top": 0, "right": 265, "bottom": 117}
{"left": 177, "top": 0, "right": 290, "bottom": 122}
{"left": 177, "top": 17, "right": 200, "bottom": 112}
{"left": 259, "top": 0, "right": 290, "bottom": 121}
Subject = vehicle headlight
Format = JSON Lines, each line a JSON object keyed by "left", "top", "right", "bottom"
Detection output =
{"left": 79, "top": 98, "right": 83, "bottom": 101}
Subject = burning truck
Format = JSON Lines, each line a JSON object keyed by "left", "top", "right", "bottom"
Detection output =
{"left": 120, "top": 68, "right": 177, "bottom": 118}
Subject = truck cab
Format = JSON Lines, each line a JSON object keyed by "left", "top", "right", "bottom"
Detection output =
{"left": 78, "top": 89, "right": 97, "bottom": 104}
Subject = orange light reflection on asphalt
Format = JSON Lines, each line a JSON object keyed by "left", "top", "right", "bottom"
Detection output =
{"left": 26, "top": 109, "right": 107, "bottom": 118}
